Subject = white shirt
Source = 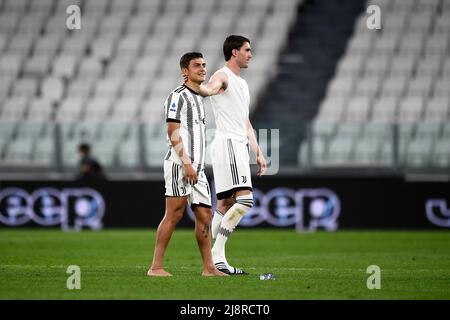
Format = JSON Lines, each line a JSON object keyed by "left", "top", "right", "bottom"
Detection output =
{"left": 206, "top": 66, "right": 250, "bottom": 142}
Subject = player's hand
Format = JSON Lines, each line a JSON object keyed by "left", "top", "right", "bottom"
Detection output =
{"left": 256, "top": 154, "right": 267, "bottom": 176}
{"left": 183, "top": 164, "right": 198, "bottom": 185}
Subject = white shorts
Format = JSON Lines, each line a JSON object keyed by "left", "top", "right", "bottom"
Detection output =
{"left": 164, "top": 160, "right": 212, "bottom": 208}
{"left": 210, "top": 134, "right": 252, "bottom": 199}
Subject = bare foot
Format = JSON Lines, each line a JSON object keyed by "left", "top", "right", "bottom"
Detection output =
{"left": 202, "top": 269, "right": 229, "bottom": 277}
{"left": 147, "top": 268, "right": 172, "bottom": 277}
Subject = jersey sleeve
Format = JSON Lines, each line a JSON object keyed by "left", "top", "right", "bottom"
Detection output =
{"left": 165, "top": 91, "right": 184, "bottom": 123}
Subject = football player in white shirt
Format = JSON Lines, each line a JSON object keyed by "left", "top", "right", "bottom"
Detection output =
{"left": 199, "top": 35, "right": 267, "bottom": 275}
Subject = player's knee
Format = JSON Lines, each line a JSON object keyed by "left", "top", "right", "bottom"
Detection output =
{"left": 196, "top": 213, "right": 211, "bottom": 226}
{"left": 166, "top": 208, "right": 184, "bottom": 225}
{"left": 235, "top": 194, "right": 254, "bottom": 211}
{"left": 217, "top": 198, "right": 234, "bottom": 214}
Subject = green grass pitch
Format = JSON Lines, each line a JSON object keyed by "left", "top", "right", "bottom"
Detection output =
{"left": 0, "top": 229, "right": 449, "bottom": 299}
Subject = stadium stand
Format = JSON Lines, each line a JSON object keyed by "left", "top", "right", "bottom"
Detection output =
{"left": 299, "top": 0, "right": 450, "bottom": 170}
{"left": 0, "top": 0, "right": 449, "bottom": 176}
{"left": 0, "top": 0, "right": 300, "bottom": 174}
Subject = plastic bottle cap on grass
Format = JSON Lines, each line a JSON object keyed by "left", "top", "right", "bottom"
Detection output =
{"left": 259, "top": 273, "right": 276, "bottom": 280}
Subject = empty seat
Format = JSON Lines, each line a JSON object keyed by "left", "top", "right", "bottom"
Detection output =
{"left": 0, "top": 34, "right": 8, "bottom": 54}
{"left": 407, "top": 12, "right": 433, "bottom": 33}
{"left": 325, "top": 75, "right": 354, "bottom": 98}
{"left": 78, "top": 57, "right": 103, "bottom": 78}
{"left": 83, "top": 97, "right": 113, "bottom": 121}
{"left": 97, "top": 123, "right": 130, "bottom": 141}
{"left": 353, "top": 139, "right": 381, "bottom": 165}
{"left": 110, "top": 97, "right": 140, "bottom": 122}
{"left": 136, "top": 0, "right": 162, "bottom": 12}
{"left": 91, "top": 138, "right": 117, "bottom": 168}
{"left": 364, "top": 55, "right": 390, "bottom": 76}
{"left": 0, "top": 97, "right": 29, "bottom": 121}
{"left": 0, "top": 54, "right": 23, "bottom": 77}
{"left": 316, "top": 101, "right": 344, "bottom": 121}
{"left": 31, "top": 137, "right": 54, "bottom": 166}
{"left": 97, "top": 13, "right": 127, "bottom": 38}
{"left": 433, "top": 77, "right": 450, "bottom": 98}
{"left": 353, "top": 74, "right": 381, "bottom": 99}
{"left": 26, "top": 99, "right": 54, "bottom": 122}
{"left": 17, "top": 12, "right": 47, "bottom": 36}
{"left": 94, "top": 78, "right": 122, "bottom": 98}
{"left": 432, "top": 139, "right": 450, "bottom": 167}
{"left": 121, "top": 75, "right": 151, "bottom": 102}
{"left": 3, "top": 138, "right": 34, "bottom": 164}
{"left": 106, "top": 56, "right": 135, "bottom": 78}
{"left": 417, "top": 54, "right": 444, "bottom": 76}
{"left": 140, "top": 96, "right": 166, "bottom": 123}
{"left": 52, "top": 54, "right": 78, "bottom": 78}
{"left": 15, "top": 123, "right": 45, "bottom": 140}
{"left": 0, "top": 75, "right": 14, "bottom": 100}
{"left": 407, "top": 75, "right": 434, "bottom": 98}
{"left": 379, "top": 142, "right": 395, "bottom": 165}
{"left": 66, "top": 77, "right": 96, "bottom": 100}
{"left": 415, "top": 123, "right": 442, "bottom": 139}
{"left": 345, "top": 96, "right": 371, "bottom": 122}
{"left": 191, "top": 0, "right": 217, "bottom": 13}
{"left": 60, "top": 35, "right": 89, "bottom": 60}
{"left": 372, "top": 33, "right": 400, "bottom": 55}
{"left": 62, "top": 139, "right": 82, "bottom": 167}
{"left": 11, "top": 77, "right": 38, "bottom": 99}
{"left": 312, "top": 121, "right": 336, "bottom": 139}
{"left": 363, "top": 123, "right": 392, "bottom": 141}
{"left": 115, "top": 35, "right": 144, "bottom": 58}
{"left": 56, "top": 97, "right": 85, "bottom": 122}
{"left": 336, "top": 123, "right": 363, "bottom": 138}
{"left": 117, "top": 138, "right": 140, "bottom": 168}
{"left": 71, "top": 122, "right": 101, "bottom": 142}
{"left": 346, "top": 33, "right": 374, "bottom": 55}
{"left": 398, "top": 96, "right": 424, "bottom": 123}
{"left": 23, "top": 54, "right": 52, "bottom": 76}
{"left": 424, "top": 97, "right": 449, "bottom": 122}
{"left": 405, "top": 138, "right": 434, "bottom": 167}
{"left": 442, "top": 123, "right": 450, "bottom": 139}
{"left": 7, "top": 34, "right": 34, "bottom": 58}
{"left": 179, "top": 13, "right": 209, "bottom": 36}
{"left": 110, "top": 0, "right": 137, "bottom": 15}
{"left": 389, "top": 55, "right": 416, "bottom": 77}
{"left": 0, "top": 12, "right": 21, "bottom": 34}
{"left": 380, "top": 75, "right": 408, "bottom": 99}
{"left": 371, "top": 97, "right": 399, "bottom": 123}
{"left": 336, "top": 53, "right": 365, "bottom": 76}
{"left": 326, "top": 137, "right": 354, "bottom": 164}
{"left": 33, "top": 35, "right": 62, "bottom": 58}
{"left": 126, "top": 12, "right": 155, "bottom": 34}
{"left": 41, "top": 76, "right": 64, "bottom": 102}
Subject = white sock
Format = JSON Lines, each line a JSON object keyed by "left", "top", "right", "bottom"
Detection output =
{"left": 212, "top": 195, "right": 253, "bottom": 267}
{"left": 211, "top": 210, "right": 224, "bottom": 240}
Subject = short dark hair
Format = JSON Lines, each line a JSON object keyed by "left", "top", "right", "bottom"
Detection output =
{"left": 180, "top": 52, "right": 203, "bottom": 69}
{"left": 78, "top": 143, "right": 90, "bottom": 153}
{"left": 223, "top": 35, "right": 250, "bottom": 61}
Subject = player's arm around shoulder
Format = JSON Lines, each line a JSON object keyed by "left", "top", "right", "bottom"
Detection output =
{"left": 199, "top": 72, "right": 228, "bottom": 97}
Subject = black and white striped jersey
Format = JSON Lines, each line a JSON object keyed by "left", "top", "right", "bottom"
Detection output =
{"left": 164, "top": 84, "right": 207, "bottom": 173}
